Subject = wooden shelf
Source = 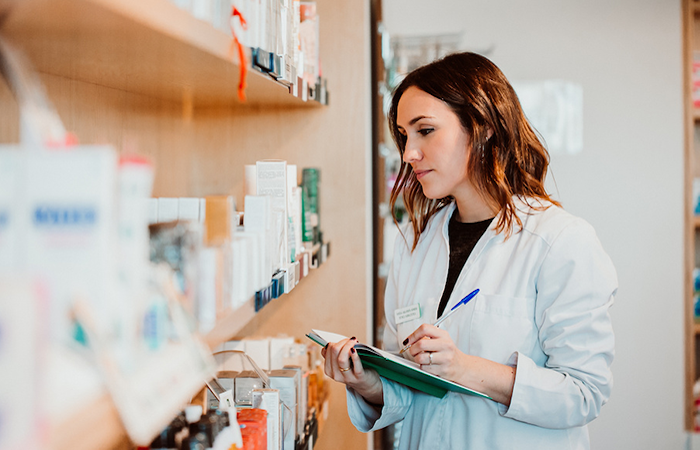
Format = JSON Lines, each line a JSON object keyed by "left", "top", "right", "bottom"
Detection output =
{"left": 694, "top": 216, "right": 700, "bottom": 228}
{"left": 694, "top": 109, "right": 700, "bottom": 122}
{"left": 49, "top": 393, "right": 130, "bottom": 450}
{"left": 0, "top": 0, "right": 316, "bottom": 108}
{"left": 205, "top": 243, "right": 327, "bottom": 349}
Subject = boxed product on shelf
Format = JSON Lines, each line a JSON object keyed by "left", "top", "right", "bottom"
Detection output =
{"left": 149, "top": 406, "right": 243, "bottom": 450}
{"left": 237, "top": 408, "right": 268, "bottom": 450}
{"left": 205, "top": 195, "right": 236, "bottom": 245}
{"left": 203, "top": 340, "right": 325, "bottom": 449}
{"left": 157, "top": 197, "right": 179, "bottom": 222}
{"left": 234, "top": 371, "right": 266, "bottom": 406}
{"left": 1, "top": 146, "right": 120, "bottom": 345}
{"left": 287, "top": 164, "right": 303, "bottom": 262}
{"left": 149, "top": 221, "right": 203, "bottom": 317}
{"left": 0, "top": 277, "right": 45, "bottom": 450}
{"left": 269, "top": 369, "right": 300, "bottom": 449}
{"left": 301, "top": 167, "right": 320, "bottom": 244}
{"left": 232, "top": 0, "right": 256, "bottom": 48}
{"left": 252, "top": 389, "right": 282, "bottom": 450}
{"left": 116, "top": 156, "right": 155, "bottom": 364}
{"left": 244, "top": 194, "right": 274, "bottom": 280}
{"left": 197, "top": 246, "right": 224, "bottom": 334}
{"left": 693, "top": 51, "right": 700, "bottom": 108}
{"left": 256, "top": 159, "right": 290, "bottom": 270}
{"left": 214, "top": 336, "right": 309, "bottom": 373}
{"left": 0, "top": 150, "right": 20, "bottom": 270}
{"left": 283, "top": 365, "right": 308, "bottom": 439}
{"left": 299, "top": 2, "right": 319, "bottom": 86}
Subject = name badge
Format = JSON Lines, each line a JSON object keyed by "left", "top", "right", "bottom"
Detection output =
{"left": 395, "top": 304, "right": 421, "bottom": 325}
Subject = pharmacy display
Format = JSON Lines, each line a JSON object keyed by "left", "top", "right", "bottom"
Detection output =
{"left": 0, "top": 1, "right": 332, "bottom": 447}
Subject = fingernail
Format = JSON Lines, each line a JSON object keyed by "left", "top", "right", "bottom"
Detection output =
{"left": 403, "top": 338, "right": 409, "bottom": 345}
{"left": 351, "top": 348, "right": 356, "bottom": 354}
{"left": 351, "top": 336, "right": 356, "bottom": 340}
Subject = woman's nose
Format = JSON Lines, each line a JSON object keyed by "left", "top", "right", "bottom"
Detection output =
{"left": 403, "top": 140, "right": 422, "bottom": 163}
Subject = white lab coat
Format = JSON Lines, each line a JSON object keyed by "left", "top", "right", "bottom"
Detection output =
{"left": 347, "top": 199, "right": 617, "bottom": 450}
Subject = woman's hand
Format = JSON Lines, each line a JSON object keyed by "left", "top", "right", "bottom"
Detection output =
{"left": 403, "top": 324, "right": 516, "bottom": 406}
{"left": 403, "top": 324, "right": 467, "bottom": 380}
{"left": 321, "top": 337, "right": 384, "bottom": 406}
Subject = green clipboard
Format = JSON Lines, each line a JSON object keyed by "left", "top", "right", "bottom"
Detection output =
{"left": 306, "top": 329, "right": 492, "bottom": 400}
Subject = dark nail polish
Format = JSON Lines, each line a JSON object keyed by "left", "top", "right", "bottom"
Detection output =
{"left": 351, "top": 336, "right": 356, "bottom": 340}
{"left": 403, "top": 338, "right": 409, "bottom": 345}
{"left": 351, "top": 348, "right": 356, "bottom": 354}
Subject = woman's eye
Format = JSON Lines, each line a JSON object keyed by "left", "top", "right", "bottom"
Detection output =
{"left": 418, "top": 128, "right": 434, "bottom": 136}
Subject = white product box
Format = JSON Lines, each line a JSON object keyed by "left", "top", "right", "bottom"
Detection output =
{"left": 299, "top": 2, "right": 318, "bottom": 85}
{"left": 292, "top": 0, "right": 300, "bottom": 74}
{"left": 244, "top": 195, "right": 272, "bottom": 283}
{"left": 269, "top": 369, "right": 298, "bottom": 449}
{"left": 199, "top": 198, "right": 206, "bottom": 223}
{"left": 245, "top": 338, "right": 270, "bottom": 371}
{"left": 0, "top": 149, "right": 21, "bottom": 270}
{"left": 230, "top": 238, "right": 248, "bottom": 306}
{"left": 22, "top": 147, "right": 119, "bottom": 342}
{"left": 157, "top": 198, "right": 179, "bottom": 222}
{"left": 252, "top": 389, "right": 282, "bottom": 450}
{"left": 269, "top": 336, "right": 294, "bottom": 370}
{"left": 234, "top": 229, "right": 265, "bottom": 295}
{"left": 289, "top": 186, "right": 302, "bottom": 263}
{"left": 256, "top": 160, "right": 288, "bottom": 270}
{"left": 245, "top": 164, "right": 257, "bottom": 197}
{"left": 286, "top": 165, "right": 298, "bottom": 261}
{"left": 284, "top": 263, "right": 295, "bottom": 293}
{"left": 147, "top": 198, "right": 159, "bottom": 224}
{"left": 178, "top": 198, "right": 201, "bottom": 221}
{"left": 257, "top": 0, "right": 268, "bottom": 52}
{"left": 116, "top": 157, "right": 154, "bottom": 363}
{"left": 192, "top": 0, "right": 215, "bottom": 23}
{"left": 0, "top": 277, "right": 44, "bottom": 450}
{"left": 214, "top": 339, "right": 246, "bottom": 371}
{"left": 283, "top": 365, "right": 306, "bottom": 440}
{"left": 197, "top": 247, "right": 219, "bottom": 334}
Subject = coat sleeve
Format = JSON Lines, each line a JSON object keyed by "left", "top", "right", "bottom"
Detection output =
{"left": 346, "top": 228, "right": 415, "bottom": 431}
{"left": 500, "top": 218, "right": 617, "bottom": 428}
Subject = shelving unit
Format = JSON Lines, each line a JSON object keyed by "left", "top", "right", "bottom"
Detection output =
{"left": 685, "top": 0, "right": 700, "bottom": 432}
{"left": 0, "top": 0, "right": 312, "bottom": 107}
{"left": 204, "top": 242, "right": 325, "bottom": 349}
{"left": 0, "top": 0, "right": 372, "bottom": 448}
{"left": 46, "top": 248, "right": 327, "bottom": 450}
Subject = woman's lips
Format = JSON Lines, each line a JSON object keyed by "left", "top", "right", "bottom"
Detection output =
{"left": 415, "top": 169, "right": 432, "bottom": 180}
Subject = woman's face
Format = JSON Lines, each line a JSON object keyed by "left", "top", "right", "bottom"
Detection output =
{"left": 397, "top": 86, "right": 475, "bottom": 201}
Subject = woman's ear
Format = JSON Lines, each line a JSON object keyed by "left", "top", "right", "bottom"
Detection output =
{"left": 486, "top": 127, "right": 494, "bottom": 140}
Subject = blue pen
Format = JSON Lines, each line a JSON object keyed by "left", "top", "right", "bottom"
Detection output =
{"left": 433, "top": 288, "right": 479, "bottom": 328}
{"left": 399, "top": 288, "right": 479, "bottom": 354}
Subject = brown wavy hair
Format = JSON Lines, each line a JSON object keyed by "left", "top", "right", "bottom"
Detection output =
{"left": 389, "top": 52, "right": 560, "bottom": 251}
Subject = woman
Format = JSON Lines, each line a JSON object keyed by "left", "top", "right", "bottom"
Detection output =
{"left": 322, "top": 52, "right": 616, "bottom": 449}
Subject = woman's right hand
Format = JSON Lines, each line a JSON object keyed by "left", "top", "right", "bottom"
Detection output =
{"left": 321, "top": 337, "right": 384, "bottom": 406}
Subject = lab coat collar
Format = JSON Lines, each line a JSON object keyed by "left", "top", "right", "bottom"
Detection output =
{"left": 438, "top": 195, "right": 543, "bottom": 270}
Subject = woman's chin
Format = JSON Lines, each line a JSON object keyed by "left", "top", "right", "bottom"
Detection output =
{"left": 420, "top": 186, "right": 446, "bottom": 200}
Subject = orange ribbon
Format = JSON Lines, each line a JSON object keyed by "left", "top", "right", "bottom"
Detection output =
{"left": 229, "top": 7, "right": 248, "bottom": 103}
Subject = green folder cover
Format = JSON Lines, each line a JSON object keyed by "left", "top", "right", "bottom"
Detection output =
{"left": 306, "top": 329, "right": 492, "bottom": 400}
